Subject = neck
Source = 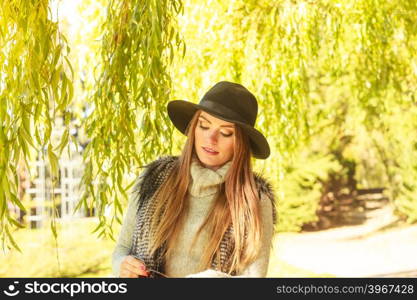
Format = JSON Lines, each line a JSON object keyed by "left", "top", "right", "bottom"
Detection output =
{"left": 189, "top": 157, "right": 232, "bottom": 197}
{"left": 195, "top": 157, "right": 231, "bottom": 171}
{"left": 202, "top": 164, "right": 220, "bottom": 171}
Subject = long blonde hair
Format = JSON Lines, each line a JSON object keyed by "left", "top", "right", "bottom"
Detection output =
{"left": 149, "top": 110, "right": 263, "bottom": 274}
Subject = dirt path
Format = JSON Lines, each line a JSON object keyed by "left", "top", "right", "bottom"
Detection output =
{"left": 273, "top": 205, "right": 417, "bottom": 277}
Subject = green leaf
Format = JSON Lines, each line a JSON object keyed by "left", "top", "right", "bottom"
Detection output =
{"left": 5, "top": 225, "right": 21, "bottom": 252}
{"left": 114, "top": 198, "right": 123, "bottom": 216}
{"left": 10, "top": 193, "right": 26, "bottom": 213}
{"left": 54, "top": 129, "right": 69, "bottom": 156}
{"left": 9, "top": 217, "right": 25, "bottom": 229}
{"left": 50, "top": 220, "right": 57, "bottom": 239}
{"left": 52, "top": 44, "right": 62, "bottom": 67}
{"left": 47, "top": 144, "right": 59, "bottom": 179}
{"left": 19, "top": 125, "right": 35, "bottom": 149}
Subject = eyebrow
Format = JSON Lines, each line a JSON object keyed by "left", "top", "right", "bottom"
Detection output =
{"left": 199, "top": 115, "right": 235, "bottom": 128}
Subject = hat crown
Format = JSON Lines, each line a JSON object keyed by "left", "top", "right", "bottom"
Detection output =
{"left": 200, "top": 81, "right": 258, "bottom": 126}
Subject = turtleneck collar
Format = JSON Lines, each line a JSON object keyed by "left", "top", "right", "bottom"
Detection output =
{"left": 189, "top": 155, "right": 232, "bottom": 197}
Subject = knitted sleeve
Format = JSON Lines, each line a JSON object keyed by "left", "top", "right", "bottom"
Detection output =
{"left": 111, "top": 174, "right": 143, "bottom": 277}
{"left": 238, "top": 191, "right": 274, "bottom": 277}
{"left": 186, "top": 191, "right": 275, "bottom": 278}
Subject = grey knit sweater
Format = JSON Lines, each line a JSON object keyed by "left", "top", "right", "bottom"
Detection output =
{"left": 111, "top": 158, "right": 274, "bottom": 277}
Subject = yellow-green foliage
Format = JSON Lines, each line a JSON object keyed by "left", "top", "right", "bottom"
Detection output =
{"left": 0, "top": 0, "right": 73, "bottom": 249}
{"left": 78, "top": 0, "right": 185, "bottom": 241}
{"left": 168, "top": 0, "right": 417, "bottom": 230}
{"left": 2, "top": 0, "right": 417, "bottom": 249}
{"left": 0, "top": 218, "right": 329, "bottom": 277}
{"left": 0, "top": 218, "right": 114, "bottom": 277}
{"left": 277, "top": 153, "right": 343, "bottom": 232}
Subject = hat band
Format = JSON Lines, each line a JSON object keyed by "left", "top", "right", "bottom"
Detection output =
{"left": 202, "top": 100, "right": 253, "bottom": 125}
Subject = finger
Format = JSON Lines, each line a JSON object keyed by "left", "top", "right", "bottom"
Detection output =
{"left": 125, "top": 256, "right": 148, "bottom": 275}
{"left": 120, "top": 269, "right": 138, "bottom": 278}
{"left": 126, "top": 255, "right": 146, "bottom": 269}
{"left": 123, "top": 262, "right": 148, "bottom": 277}
{"left": 121, "top": 268, "right": 149, "bottom": 278}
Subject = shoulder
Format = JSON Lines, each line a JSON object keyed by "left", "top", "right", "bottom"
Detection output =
{"left": 141, "top": 155, "right": 178, "bottom": 175}
{"left": 131, "top": 155, "right": 179, "bottom": 198}
{"left": 253, "top": 172, "right": 277, "bottom": 225}
{"left": 253, "top": 173, "right": 275, "bottom": 201}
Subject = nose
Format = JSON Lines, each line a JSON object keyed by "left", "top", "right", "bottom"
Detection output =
{"left": 208, "top": 129, "right": 218, "bottom": 144}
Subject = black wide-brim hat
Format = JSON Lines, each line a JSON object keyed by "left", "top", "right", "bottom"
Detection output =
{"left": 167, "top": 81, "right": 270, "bottom": 159}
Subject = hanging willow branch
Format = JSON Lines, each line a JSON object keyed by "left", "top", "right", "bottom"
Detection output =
{"left": 79, "top": 0, "right": 185, "bottom": 239}
{"left": 236, "top": 0, "right": 417, "bottom": 227}
{"left": 170, "top": 0, "right": 417, "bottom": 230}
{"left": 0, "top": 0, "right": 74, "bottom": 250}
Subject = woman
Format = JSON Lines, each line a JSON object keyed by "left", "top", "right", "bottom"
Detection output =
{"left": 112, "top": 81, "right": 277, "bottom": 277}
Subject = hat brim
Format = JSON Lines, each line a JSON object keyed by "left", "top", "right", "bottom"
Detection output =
{"left": 167, "top": 100, "right": 270, "bottom": 159}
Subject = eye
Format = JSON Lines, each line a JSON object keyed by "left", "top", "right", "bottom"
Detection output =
{"left": 199, "top": 122, "right": 209, "bottom": 130}
{"left": 221, "top": 131, "right": 233, "bottom": 137}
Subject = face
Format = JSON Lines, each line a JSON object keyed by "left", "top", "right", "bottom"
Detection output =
{"left": 194, "top": 111, "right": 235, "bottom": 170}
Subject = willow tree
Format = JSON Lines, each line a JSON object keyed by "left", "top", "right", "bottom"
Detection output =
{"left": 168, "top": 0, "right": 417, "bottom": 230}
{"left": 78, "top": 0, "right": 185, "bottom": 239}
{"left": 3, "top": 0, "right": 417, "bottom": 252}
{"left": 0, "top": 0, "right": 73, "bottom": 250}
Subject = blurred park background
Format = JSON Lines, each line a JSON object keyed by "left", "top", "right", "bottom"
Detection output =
{"left": 1, "top": 0, "right": 417, "bottom": 277}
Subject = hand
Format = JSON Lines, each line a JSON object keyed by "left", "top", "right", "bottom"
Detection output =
{"left": 119, "top": 255, "right": 149, "bottom": 278}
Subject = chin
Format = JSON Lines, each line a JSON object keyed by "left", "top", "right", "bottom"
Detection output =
{"left": 196, "top": 152, "right": 224, "bottom": 169}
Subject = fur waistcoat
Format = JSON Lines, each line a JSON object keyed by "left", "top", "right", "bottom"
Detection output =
{"left": 128, "top": 155, "right": 276, "bottom": 277}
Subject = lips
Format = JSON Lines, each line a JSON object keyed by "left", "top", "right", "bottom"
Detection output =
{"left": 202, "top": 147, "right": 219, "bottom": 155}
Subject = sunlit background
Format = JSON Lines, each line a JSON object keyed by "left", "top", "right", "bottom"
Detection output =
{"left": 1, "top": 0, "right": 417, "bottom": 277}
